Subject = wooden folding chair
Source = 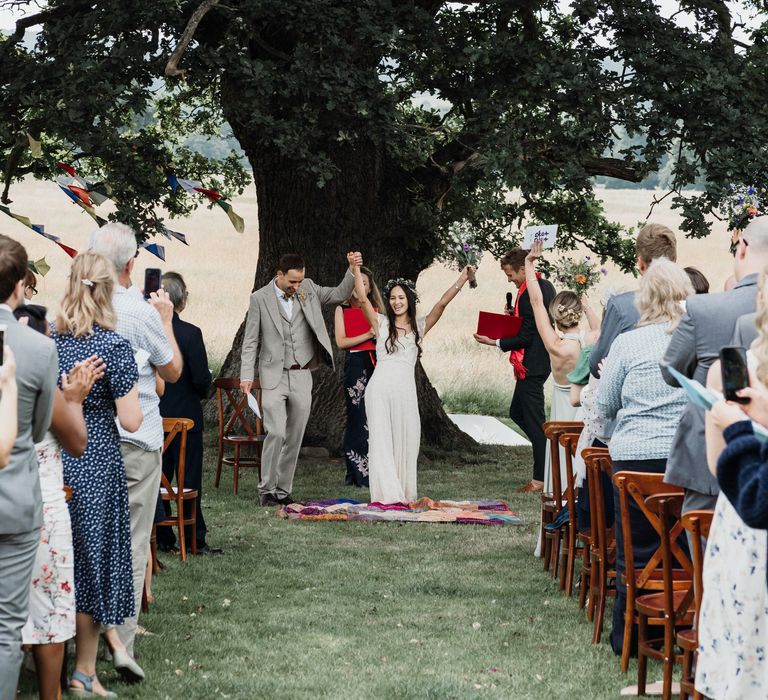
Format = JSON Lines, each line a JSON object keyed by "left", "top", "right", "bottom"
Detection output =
{"left": 613, "top": 472, "right": 691, "bottom": 674}
{"left": 557, "top": 430, "right": 585, "bottom": 596}
{"left": 678, "top": 510, "right": 713, "bottom": 700}
{"left": 542, "top": 421, "right": 583, "bottom": 576}
{"left": 583, "top": 448, "right": 615, "bottom": 643}
{"left": 156, "top": 417, "right": 197, "bottom": 561}
{"left": 214, "top": 377, "right": 266, "bottom": 494}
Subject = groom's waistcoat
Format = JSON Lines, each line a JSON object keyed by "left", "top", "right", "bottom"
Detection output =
{"left": 279, "top": 303, "right": 315, "bottom": 369}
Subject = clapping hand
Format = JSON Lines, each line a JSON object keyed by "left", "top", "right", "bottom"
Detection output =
{"left": 0, "top": 346, "right": 17, "bottom": 390}
{"left": 62, "top": 354, "right": 105, "bottom": 404}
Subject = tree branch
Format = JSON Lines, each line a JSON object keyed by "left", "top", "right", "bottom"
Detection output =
{"left": 582, "top": 156, "right": 643, "bottom": 182}
{"left": 165, "top": 0, "right": 220, "bottom": 79}
{"left": 1, "top": 6, "right": 70, "bottom": 51}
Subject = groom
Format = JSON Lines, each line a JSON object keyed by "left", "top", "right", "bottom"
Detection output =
{"left": 240, "top": 251, "right": 362, "bottom": 506}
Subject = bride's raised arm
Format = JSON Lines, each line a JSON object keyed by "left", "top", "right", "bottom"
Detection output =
{"left": 424, "top": 265, "right": 473, "bottom": 336}
{"left": 351, "top": 259, "right": 379, "bottom": 335}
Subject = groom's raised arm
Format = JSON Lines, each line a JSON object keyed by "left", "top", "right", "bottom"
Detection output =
{"left": 315, "top": 251, "right": 362, "bottom": 305}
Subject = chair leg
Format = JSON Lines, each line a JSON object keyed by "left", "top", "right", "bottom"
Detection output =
{"left": 578, "top": 550, "right": 589, "bottom": 609}
{"left": 233, "top": 443, "right": 240, "bottom": 495}
{"left": 150, "top": 525, "right": 159, "bottom": 575}
{"left": 592, "top": 558, "right": 606, "bottom": 644}
{"left": 662, "top": 621, "right": 674, "bottom": 700}
{"left": 637, "top": 614, "right": 648, "bottom": 696}
{"left": 587, "top": 557, "right": 597, "bottom": 622}
{"left": 551, "top": 531, "right": 561, "bottom": 579}
{"left": 178, "top": 503, "right": 187, "bottom": 562}
{"left": 214, "top": 441, "right": 224, "bottom": 488}
{"left": 190, "top": 499, "right": 198, "bottom": 555}
{"left": 680, "top": 649, "right": 691, "bottom": 700}
{"left": 620, "top": 588, "right": 634, "bottom": 673}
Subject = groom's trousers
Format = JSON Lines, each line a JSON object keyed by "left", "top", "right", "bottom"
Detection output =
{"left": 509, "top": 373, "right": 547, "bottom": 482}
{"left": 261, "top": 369, "right": 313, "bottom": 498}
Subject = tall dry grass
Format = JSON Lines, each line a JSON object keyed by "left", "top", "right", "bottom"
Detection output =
{"left": 5, "top": 181, "right": 732, "bottom": 408}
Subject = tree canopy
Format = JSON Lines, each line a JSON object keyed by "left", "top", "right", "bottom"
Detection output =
{"left": 2, "top": 0, "right": 768, "bottom": 273}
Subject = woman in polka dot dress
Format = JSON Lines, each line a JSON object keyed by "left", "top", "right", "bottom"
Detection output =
{"left": 50, "top": 252, "right": 143, "bottom": 698}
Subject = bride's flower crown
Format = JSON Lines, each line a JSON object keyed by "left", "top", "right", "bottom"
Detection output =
{"left": 384, "top": 277, "right": 419, "bottom": 302}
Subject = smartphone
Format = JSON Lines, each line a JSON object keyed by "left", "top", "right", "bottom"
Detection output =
{"left": 143, "top": 268, "right": 161, "bottom": 300}
{"left": 0, "top": 324, "right": 5, "bottom": 366}
{"left": 720, "top": 345, "right": 750, "bottom": 404}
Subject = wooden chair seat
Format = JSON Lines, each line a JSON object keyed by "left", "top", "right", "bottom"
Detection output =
{"left": 635, "top": 590, "right": 695, "bottom": 621}
{"left": 161, "top": 487, "right": 198, "bottom": 496}
{"left": 214, "top": 377, "right": 265, "bottom": 494}
{"left": 677, "top": 628, "right": 697, "bottom": 650}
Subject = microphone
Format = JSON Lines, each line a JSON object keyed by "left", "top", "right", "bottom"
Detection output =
{"left": 506, "top": 292, "right": 513, "bottom": 312}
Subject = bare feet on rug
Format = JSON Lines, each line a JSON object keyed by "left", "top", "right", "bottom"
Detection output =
{"left": 518, "top": 480, "right": 544, "bottom": 493}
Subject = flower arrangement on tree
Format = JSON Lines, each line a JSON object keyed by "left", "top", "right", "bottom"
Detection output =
{"left": 720, "top": 184, "right": 767, "bottom": 254}
{"left": 552, "top": 255, "right": 608, "bottom": 295}
{"left": 437, "top": 221, "right": 482, "bottom": 288}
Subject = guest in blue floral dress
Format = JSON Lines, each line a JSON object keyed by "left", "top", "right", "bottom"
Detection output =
{"left": 52, "top": 252, "right": 143, "bottom": 699}
{"left": 334, "top": 267, "right": 383, "bottom": 487}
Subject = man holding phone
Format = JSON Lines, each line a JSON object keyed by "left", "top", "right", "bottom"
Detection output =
{"left": 662, "top": 217, "right": 768, "bottom": 514}
{"left": 89, "top": 223, "right": 182, "bottom": 680}
{"left": 0, "top": 235, "right": 58, "bottom": 699}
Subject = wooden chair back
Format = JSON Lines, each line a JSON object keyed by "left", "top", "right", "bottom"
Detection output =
{"left": 557, "top": 430, "right": 584, "bottom": 595}
{"left": 680, "top": 509, "right": 714, "bottom": 619}
{"left": 215, "top": 376, "right": 263, "bottom": 440}
{"left": 544, "top": 421, "right": 584, "bottom": 509}
{"left": 161, "top": 417, "right": 195, "bottom": 498}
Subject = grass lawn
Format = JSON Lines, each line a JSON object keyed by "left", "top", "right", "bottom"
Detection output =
{"left": 20, "top": 442, "right": 647, "bottom": 699}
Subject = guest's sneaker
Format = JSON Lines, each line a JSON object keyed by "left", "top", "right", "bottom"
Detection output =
{"left": 260, "top": 493, "right": 279, "bottom": 506}
{"left": 189, "top": 544, "right": 224, "bottom": 556}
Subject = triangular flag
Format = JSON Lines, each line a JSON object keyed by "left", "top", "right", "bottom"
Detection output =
{"left": 56, "top": 162, "right": 76, "bottom": 177}
{"left": 27, "top": 134, "right": 42, "bottom": 159}
{"left": 169, "top": 230, "right": 189, "bottom": 245}
{"left": 31, "top": 224, "right": 60, "bottom": 242}
{"left": 59, "top": 185, "right": 80, "bottom": 203}
{"left": 192, "top": 186, "right": 222, "bottom": 202}
{"left": 158, "top": 227, "right": 172, "bottom": 240}
{"left": 10, "top": 212, "right": 32, "bottom": 228}
{"left": 68, "top": 185, "right": 93, "bottom": 207}
{"left": 166, "top": 173, "right": 179, "bottom": 193}
{"left": 176, "top": 178, "right": 203, "bottom": 194}
{"left": 141, "top": 242, "right": 166, "bottom": 261}
{"left": 85, "top": 181, "right": 111, "bottom": 206}
{"left": 30, "top": 258, "right": 50, "bottom": 277}
{"left": 57, "top": 242, "right": 78, "bottom": 258}
{"left": 217, "top": 200, "right": 245, "bottom": 233}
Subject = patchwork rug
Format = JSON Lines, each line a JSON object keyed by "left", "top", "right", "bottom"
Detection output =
{"left": 278, "top": 498, "right": 523, "bottom": 526}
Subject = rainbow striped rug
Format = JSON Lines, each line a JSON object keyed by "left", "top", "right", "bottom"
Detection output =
{"left": 278, "top": 497, "right": 523, "bottom": 526}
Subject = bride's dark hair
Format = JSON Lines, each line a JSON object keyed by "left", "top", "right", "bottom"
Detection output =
{"left": 383, "top": 281, "right": 422, "bottom": 358}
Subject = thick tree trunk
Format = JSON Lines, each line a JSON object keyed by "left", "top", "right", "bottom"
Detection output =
{"left": 212, "top": 121, "right": 474, "bottom": 453}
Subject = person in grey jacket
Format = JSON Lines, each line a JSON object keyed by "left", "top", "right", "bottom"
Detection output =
{"left": 0, "top": 235, "right": 58, "bottom": 699}
{"left": 661, "top": 217, "right": 768, "bottom": 513}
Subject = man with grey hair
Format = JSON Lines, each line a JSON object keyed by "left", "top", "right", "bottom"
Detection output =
{"left": 89, "top": 223, "right": 182, "bottom": 682}
{"left": 157, "top": 272, "right": 216, "bottom": 555}
{"left": 662, "top": 217, "right": 768, "bottom": 516}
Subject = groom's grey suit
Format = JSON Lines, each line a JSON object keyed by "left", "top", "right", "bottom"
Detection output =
{"left": 240, "top": 271, "right": 355, "bottom": 499}
{"left": 0, "top": 307, "right": 57, "bottom": 699}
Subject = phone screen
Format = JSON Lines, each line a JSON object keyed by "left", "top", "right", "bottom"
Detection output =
{"left": 144, "top": 268, "right": 161, "bottom": 300}
{"left": 720, "top": 346, "right": 750, "bottom": 404}
{"left": 0, "top": 324, "right": 5, "bottom": 366}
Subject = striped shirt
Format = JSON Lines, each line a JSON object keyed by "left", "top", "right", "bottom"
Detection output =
{"left": 597, "top": 322, "right": 687, "bottom": 462}
{"left": 112, "top": 285, "right": 174, "bottom": 451}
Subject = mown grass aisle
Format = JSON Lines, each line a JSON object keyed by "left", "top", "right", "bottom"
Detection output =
{"left": 20, "top": 444, "right": 640, "bottom": 699}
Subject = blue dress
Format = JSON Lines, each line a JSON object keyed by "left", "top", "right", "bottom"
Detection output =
{"left": 52, "top": 323, "right": 138, "bottom": 625}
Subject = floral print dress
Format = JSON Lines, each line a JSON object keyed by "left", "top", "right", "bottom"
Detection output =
{"left": 695, "top": 492, "right": 768, "bottom": 699}
{"left": 21, "top": 433, "right": 76, "bottom": 644}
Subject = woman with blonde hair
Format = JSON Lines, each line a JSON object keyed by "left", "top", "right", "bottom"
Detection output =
{"left": 51, "top": 252, "right": 143, "bottom": 698}
{"left": 333, "top": 266, "right": 384, "bottom": 487}
{"left": 597, "top": 257, "right": 693, "bottom": 654}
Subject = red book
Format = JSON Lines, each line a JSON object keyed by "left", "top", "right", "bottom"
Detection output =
{"left": 343, "top": 307, "right": 376, "bottom": 351}
{"left": 476, "top": 311, "right": 522, "bottom": 340}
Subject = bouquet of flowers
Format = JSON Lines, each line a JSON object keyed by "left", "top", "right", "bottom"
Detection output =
{"left": 440, "top": 221, "right": 483, "bottom": 288}
{"left": 719, "top": 184, "right": 767, "bottom": 254}
{"left": 552, "top": 255, "right": 607, "bottom": 295}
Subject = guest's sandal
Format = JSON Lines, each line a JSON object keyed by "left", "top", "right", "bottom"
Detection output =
{"left": 68, "top": 670, "right": 118, "bottom": 698}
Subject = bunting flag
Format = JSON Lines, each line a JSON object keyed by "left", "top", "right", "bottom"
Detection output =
{"left": 216, "top": 199, "right": 245, "bottom": 233}
{"left": 28, "top": 258, "right": 50, "bottom": 277}
{"left": 57, "top": 242, "right": 78, "bottom": 258}
{"left": 27, "top": 134, "right": 42, "bottom": 159}
{"left": 58, "top": 184, "right": 104, "bottom": 223}
{"left": 1, "top": 205, "right": 60, "bottom": 242}
{"left": 169, "top": 229, "right": 189, "bottom": 245}
{"left": 30, "top": 224, "right": 61, "bottom": 243}
{"left": 141, "top": 242, "right": 166, "bottom": 261}
{"left": 168, "top": 173, "right": 245, "bottom": 233}
{"left": 67, "top": 185, "right": 93, "bottom": 207}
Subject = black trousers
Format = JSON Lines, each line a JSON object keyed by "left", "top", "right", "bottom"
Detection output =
{"left": 156, "top": 430, "right": 207, "bottom": 549}
{"left": 509, "top": 373, "right": 547, "bottom": 482}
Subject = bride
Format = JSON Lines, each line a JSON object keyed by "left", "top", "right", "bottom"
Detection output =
{"left": 351, "top": 261, "right": 474, "bottom": 504}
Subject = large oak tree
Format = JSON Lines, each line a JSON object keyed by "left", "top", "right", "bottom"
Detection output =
{"left": 3, "top": 0, "right": 768, "bottom": 450}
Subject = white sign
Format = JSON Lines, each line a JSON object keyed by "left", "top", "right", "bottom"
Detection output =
{"left": 522, "top": 224, "right": 558, "bottom": 249}
{"left": 247, "top": 391, "right": 262, "bottom": 419}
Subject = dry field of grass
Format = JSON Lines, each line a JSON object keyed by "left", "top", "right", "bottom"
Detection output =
{"left": 3, "top": 180, "right": 733, "bottom": 406}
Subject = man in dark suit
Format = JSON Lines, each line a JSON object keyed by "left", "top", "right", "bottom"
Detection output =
{"left": 157, "top": 272, "right": 217, "bottom": 554}
{"left": 0, "top": 236, "right": 58, "bottom": 699}
{"left": 662, "top": 217, "right": 768, "bottom": 514}
{"left": 475, "top": 247, "right": 556, "bottom": 492}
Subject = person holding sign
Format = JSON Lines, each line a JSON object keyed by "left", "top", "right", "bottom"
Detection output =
{"left": 354, "top": 262, "right": 474, "bottom": 504}
{"left": 474, "top": 247, "right": 556, "bottom": 493}
{"left": 334, "top": 267, "right": 384, "bottom": 487}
